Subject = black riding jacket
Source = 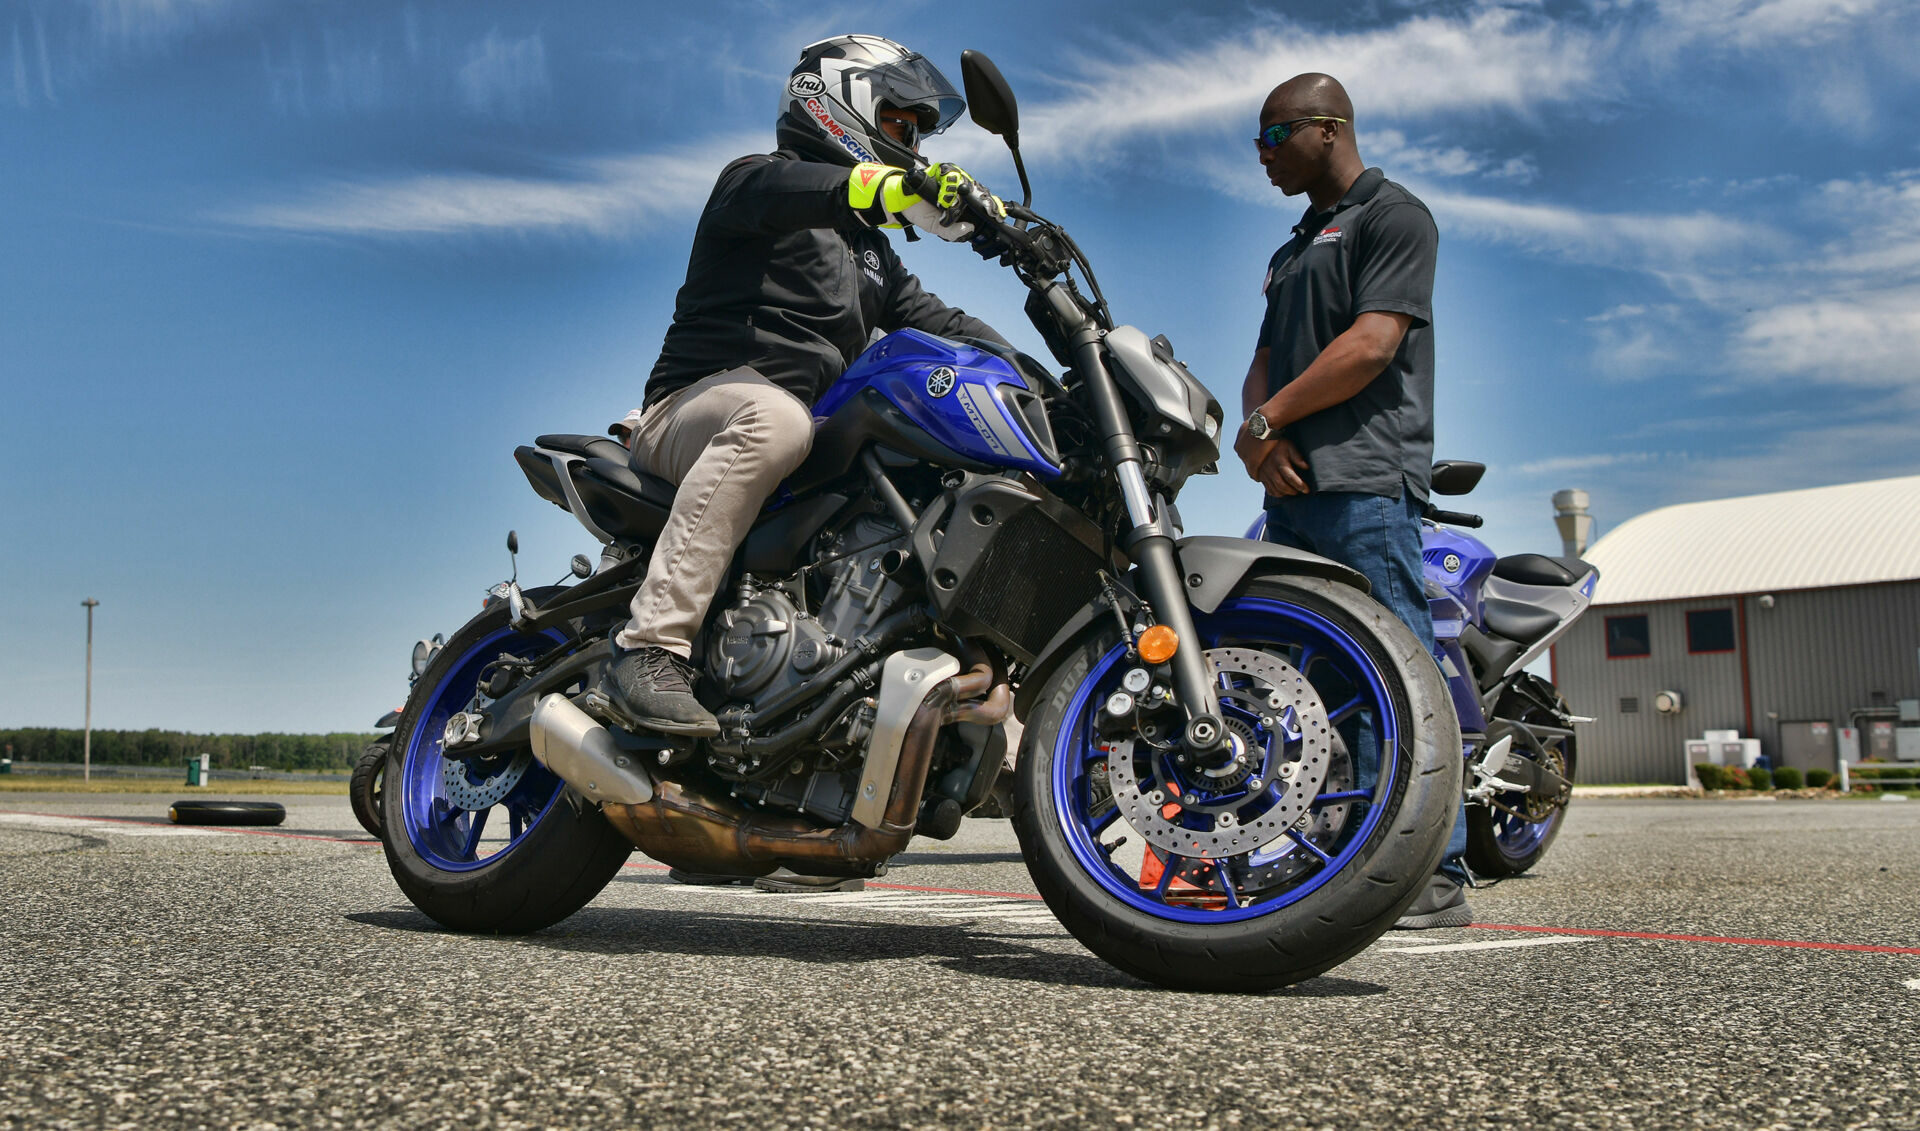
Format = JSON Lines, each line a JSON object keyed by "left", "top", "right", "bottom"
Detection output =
{"left": 643, "top": 149, "right": 1006, "bottom": 411}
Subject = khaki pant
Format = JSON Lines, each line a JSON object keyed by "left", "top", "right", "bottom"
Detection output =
{"left": 615, "top": 368, "right": 814, "bottom": 658}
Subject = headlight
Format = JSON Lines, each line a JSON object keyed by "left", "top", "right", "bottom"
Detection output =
{"left": 411, "top": 634, "right": 443, "bottom": 679}
{"left": 1202, "top": 413, "right": 1220, "bottom": 440}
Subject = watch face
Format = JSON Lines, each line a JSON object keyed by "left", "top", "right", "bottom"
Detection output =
{"left": 1248, "top": 412, "right": 1269, "bottom": 439}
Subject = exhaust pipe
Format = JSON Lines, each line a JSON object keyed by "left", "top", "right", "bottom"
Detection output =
{"left": 528, "top": 693, "right": 655, "bottom": 805}
{"left": 599, "top": 657, "right": 1015, "bottom": 879}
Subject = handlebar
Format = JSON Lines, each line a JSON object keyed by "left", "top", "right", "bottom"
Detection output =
{"left": 1424, "top": 506, "right": 1484, "bottom": 529}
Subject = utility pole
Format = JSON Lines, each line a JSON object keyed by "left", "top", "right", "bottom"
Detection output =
{"left": 82, "top": 598, "right": 99, "bottom": 784}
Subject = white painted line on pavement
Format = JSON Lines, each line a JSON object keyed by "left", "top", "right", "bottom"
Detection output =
{"left": 1377, "top": 935, "right": 1594, "bottom": 955}
{"left": 1904, "top": 978, "right": 1920, "bottom": 992}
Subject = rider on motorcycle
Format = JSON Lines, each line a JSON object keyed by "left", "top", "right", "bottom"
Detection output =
{"left": 604, "top": 34, "right": 1010, "bottom": 738}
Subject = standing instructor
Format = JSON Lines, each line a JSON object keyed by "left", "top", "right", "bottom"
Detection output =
{"left": 1232, "top": 73, "right": 1470, "bottom": 929}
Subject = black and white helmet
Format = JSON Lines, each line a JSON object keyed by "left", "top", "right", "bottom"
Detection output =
{"left": 777, "top": 34, "right": 965, "bottom": 169}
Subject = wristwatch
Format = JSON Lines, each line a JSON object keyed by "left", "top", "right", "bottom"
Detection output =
{"left": 1246, "top": 410, "right": 1273, "bottom": 440}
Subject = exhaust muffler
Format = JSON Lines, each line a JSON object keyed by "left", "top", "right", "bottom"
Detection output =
{"left": 528, "top": 693, "right": 655, "bottom": 805}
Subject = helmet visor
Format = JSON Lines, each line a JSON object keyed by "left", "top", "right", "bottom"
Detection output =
{"left": 850, "top": 53, "right": 965, "bottom": 135}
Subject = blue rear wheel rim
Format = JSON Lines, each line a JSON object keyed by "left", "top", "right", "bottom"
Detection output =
{"left": 401, "top": 626, "right": 568, "bottom": 873}
{"left": 1050, "top": 596, "right": 1403, "bottom": 924}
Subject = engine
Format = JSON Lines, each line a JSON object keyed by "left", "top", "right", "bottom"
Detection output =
{"left": 706, "top": 513, "right": 912, "bottom": 712}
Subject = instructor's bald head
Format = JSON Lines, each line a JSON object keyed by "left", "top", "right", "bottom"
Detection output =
{"left": 1261, "top": 73, "right": 1353, "bottom": 124}
{"left": 1257, "top": 73, "right": 1363, "bottom": 204}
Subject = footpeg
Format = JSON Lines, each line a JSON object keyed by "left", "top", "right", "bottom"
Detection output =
{"left": 529, "top": 694, "right": 655, "bottom": 805}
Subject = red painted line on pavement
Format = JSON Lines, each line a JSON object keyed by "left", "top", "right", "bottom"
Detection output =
{"left": 1468, "top": 922, "right": 1920, "bottom": 956}
{"left": 14, "top": 811, "right": 1915, "bottom": 954}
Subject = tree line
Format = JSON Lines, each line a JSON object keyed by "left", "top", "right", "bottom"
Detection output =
{"left": 1, "top": 728, "right": 381, "bottom": 772}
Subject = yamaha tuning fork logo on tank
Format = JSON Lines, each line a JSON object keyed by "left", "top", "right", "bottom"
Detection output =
{"left": 925, "top": 366, "right": 957, "bottom": 397}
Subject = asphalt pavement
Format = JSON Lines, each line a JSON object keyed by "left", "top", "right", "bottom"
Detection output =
{"left": 2, "top": 794, "right": 1917, "bottom": 1129}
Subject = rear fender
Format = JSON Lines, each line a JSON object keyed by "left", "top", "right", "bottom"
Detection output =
{"left": 1011, "top": 535, "right": 1370, "bottom": 720}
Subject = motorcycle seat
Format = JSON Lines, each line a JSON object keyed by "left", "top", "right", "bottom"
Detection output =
{"left": 535, "top": 433, "right": 632, "bottom": 464}
{"left": 1492, "top": 554, "right": 1593, "bottom": 587}
{"left": 1483, "top": 597, "right": 1561, "bottom": 646}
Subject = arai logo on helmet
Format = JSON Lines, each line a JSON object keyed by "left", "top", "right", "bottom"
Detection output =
{"left": 788, "top": 73, "right": 826, "bottom": 98}
{"left": 926, "top": 366, "right": 957, "bottom": 398}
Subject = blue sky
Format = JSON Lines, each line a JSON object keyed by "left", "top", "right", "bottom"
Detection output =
{"left": 5, "top": 0, "right": 1919, "bottom": 733}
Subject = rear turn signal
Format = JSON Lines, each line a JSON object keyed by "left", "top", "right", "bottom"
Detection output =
{"left": 1137, "top": 625, "right": 1179, "bottom": 665}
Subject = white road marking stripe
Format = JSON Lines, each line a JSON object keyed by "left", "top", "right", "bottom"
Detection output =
{"left": 1904, "top": 978, "right": 1920, "bottom": 991}
{"left": 925, "top": 907, "right": 1058, "bottom": 921}
{"left": 1377, "top": 935, "right": 1594, "bottom": 954}
{"left": 785, "top": 892, "right": 1004, "bottom": 907}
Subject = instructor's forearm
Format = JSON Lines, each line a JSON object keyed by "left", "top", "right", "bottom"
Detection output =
{"left": 1256, "top": 313, "right": 1410, "bottom": 428}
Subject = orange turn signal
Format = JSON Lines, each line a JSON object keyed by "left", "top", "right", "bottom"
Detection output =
{"left": 1136, "top": 625, "right": 1179, "bottom": 665}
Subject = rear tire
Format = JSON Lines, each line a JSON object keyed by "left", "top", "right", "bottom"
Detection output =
{"left": 380, "top": 602, "right": 633, "bottom": 934}
{"left": 1014, "top": 575, "right": 1460, "bottom": 992}
{"left": 1464, "top": 694, "right": 1575, "bottom": 877}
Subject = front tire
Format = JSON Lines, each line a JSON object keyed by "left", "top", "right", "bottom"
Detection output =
{"left": 349, "top": 741, "right": 388, "bottom": 840}
{"left": 1013, "top": 575, "right": 1460, "bottom": 992}
{"left": 380, "top": 603, "right": 633, "bottom": 934}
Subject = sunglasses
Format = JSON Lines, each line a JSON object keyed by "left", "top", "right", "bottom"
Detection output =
{"left": 1255, "top": 116, "right": 1348, "bottom": 151}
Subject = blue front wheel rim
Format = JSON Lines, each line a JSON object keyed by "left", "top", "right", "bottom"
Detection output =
{"left": 1050, "top": 596, "right": 1406, "bottom": 924}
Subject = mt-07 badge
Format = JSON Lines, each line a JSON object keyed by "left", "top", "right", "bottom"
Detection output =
{"left": 789, "top": 73, "right": 826, "bottom": 98}
{"left": 926, "top": 366, "right": 957, "bottom": 397}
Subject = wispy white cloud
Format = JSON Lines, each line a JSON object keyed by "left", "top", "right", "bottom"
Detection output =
{"left": 225, "top": 136, "right": 763, "bottom": 238}
{"left": 457, "top": 29, "right": 548, "bottom": 121}
{"left": 1017, "top": 8, "right": 1608, "bottom": 159}
{"left": 1514, "top": 451, "right": 1661, "bottom": 476}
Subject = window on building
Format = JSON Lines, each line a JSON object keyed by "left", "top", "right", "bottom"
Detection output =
{"left": 1606, "top": 614, "right": 1650, "bottom": 658}
{"left": 1687, "top": 608, "right": 1736, "bottom": 654}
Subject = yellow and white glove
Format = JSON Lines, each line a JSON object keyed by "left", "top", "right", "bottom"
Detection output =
{"left": 848, "top": 162, "right": 1000, "bottom": 242}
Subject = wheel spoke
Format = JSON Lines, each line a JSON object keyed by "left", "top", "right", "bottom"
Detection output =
{"left": 1311, "top": 789, "right": 1371, "bottom": 809}
{"left": 459, "top": 807, "right": 490, "bottom": 859}
{"left": 1091, "top": 805, "right": 1121, "bottom": 836}
{"left": 508, "top": 807, "right": 524, "bottom": 840}
{"left": 1217, "top": 866, "right": 1241, "bottom": 910}
{"left": 1327, "top": 694, "right": 1365, "bottom": 724}
{"left": 1285, "top": 828, "right": 1334, "bottom": 865}
{"left": 1153, "top": 853, "right": 1183, "bottom": 898}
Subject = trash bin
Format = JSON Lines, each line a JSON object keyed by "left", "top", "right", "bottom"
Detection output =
{"left": 185, "top": 753, "right": 211, "bottom": 787}
{"left": 0, "top": 757, "right": 11, "bottom": 775}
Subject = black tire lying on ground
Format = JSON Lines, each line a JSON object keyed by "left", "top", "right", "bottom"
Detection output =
{"left": 349, "top": 741, "right": 389, "bottom": 839}
{"left": 168, "top": 800, "right": 287, "bottom": 826}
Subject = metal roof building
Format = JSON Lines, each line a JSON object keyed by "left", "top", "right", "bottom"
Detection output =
{"left": 1551, "top": 476, "right": 1920, "bottom": 783}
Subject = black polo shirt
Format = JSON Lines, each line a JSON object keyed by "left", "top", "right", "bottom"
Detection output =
{"left": 1258, "top": 167, "right": 1438, "bottom": 499}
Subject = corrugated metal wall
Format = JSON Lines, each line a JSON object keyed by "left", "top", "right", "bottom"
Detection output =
{"left": 1553, "top": 579, "right": 1920, "bottom": 783}
{"left": 1554, "top": 600, "right": 1749, "bottom": 783}
{"left": 1742, "top": 580, "right": 1920, "bottom": 744}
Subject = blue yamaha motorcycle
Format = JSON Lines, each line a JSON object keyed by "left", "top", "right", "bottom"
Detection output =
{"left": 1251, "top": 460, "right": 1598, "bottom": 877}
{"left": 377, "top": 51, "right": 1459, "bottom": 991}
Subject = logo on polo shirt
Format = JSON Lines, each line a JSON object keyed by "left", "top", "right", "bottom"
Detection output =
{"left": 1311, "top": 227, "right": 1343, "bottom": 246}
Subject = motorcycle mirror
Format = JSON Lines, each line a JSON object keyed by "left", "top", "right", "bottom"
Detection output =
{"left": 1429, "top": 460, "right": 1486, "bottom": 497}
{"left": 570, "top": 554, "right": 593, "bottom": 579}
{"left": 506, "top": 530, "right": 519, "bottom": 555}
{"left": 961, "top": 50, "right": 1018, "bottom": 141}
{"left": 961, "top": 50, "right": 1032, "bottom": 207}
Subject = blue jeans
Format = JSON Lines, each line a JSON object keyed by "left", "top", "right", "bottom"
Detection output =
{"left": 1264, "top": 488, "right": 1468, "bottom": 885}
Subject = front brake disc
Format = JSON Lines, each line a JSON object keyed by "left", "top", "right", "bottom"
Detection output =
{"left": 1106, "top": 647, "right": 1332, "bottom": 861}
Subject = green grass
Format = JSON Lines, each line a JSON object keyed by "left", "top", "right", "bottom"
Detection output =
{"left": 0, "top": 776, "right": 348, "bottom": 795}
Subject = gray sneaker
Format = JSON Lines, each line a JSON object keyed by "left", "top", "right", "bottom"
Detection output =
{"left": 1391, "top": 873, "right": 1474, "bottom": 930}
{"left": 605, "top": 645, "right": 721, "bottom": 738}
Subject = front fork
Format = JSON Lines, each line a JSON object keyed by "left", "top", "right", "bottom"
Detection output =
{"left": 1058, "top": 295, "right": 1224, "bottom": 749}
